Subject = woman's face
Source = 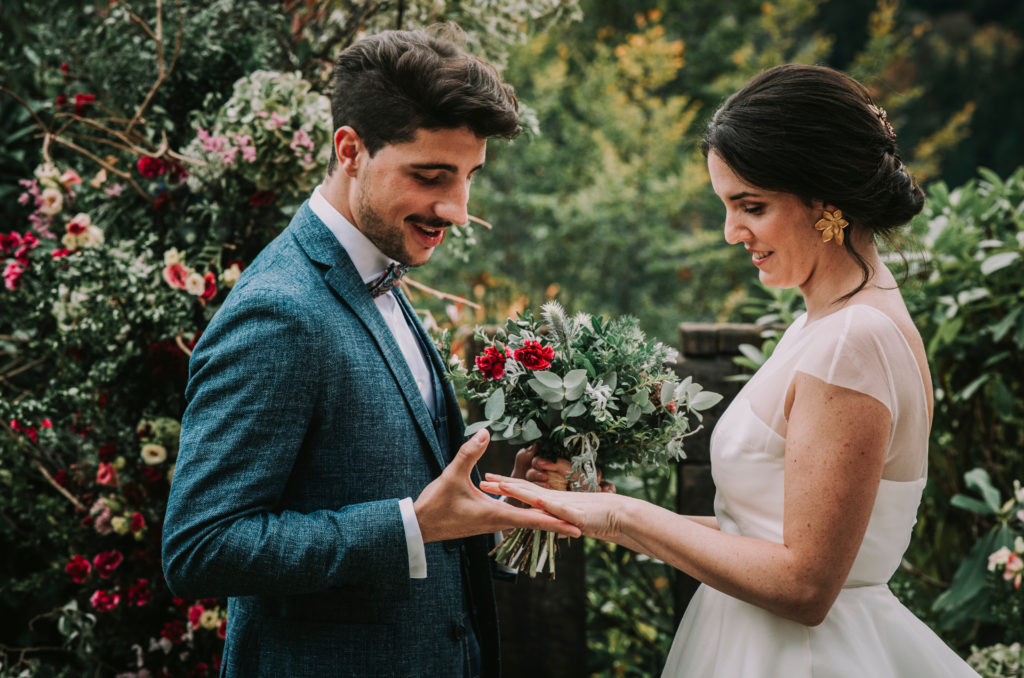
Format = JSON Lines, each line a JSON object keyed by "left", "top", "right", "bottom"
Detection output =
{"left": 707, "top": 151, "right": 829, "bottom": 291}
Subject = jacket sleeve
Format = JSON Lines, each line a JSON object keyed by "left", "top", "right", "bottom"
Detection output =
{"left": 161, "top": 285, "right": 409, "bottom": 600}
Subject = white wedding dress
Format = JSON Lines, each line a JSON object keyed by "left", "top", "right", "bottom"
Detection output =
{"left": 662, "top": 305, "right": 979, "bottom": 677}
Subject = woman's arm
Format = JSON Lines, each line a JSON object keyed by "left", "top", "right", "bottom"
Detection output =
{"left": 483, "top": 371, "right": 890, "bottom": 626}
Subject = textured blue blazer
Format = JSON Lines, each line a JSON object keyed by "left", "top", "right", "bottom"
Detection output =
{"left": 162, "top": 203, "right": 500, "bottom": 677}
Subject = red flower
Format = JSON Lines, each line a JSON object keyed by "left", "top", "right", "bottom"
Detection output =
{"left": 153, "top": 191, "right": 170, "bottom": 211}
{"left": 189, "top": 663, "right": 210, "bottom": 678}
{"left": 130, "top": 512, "right": 146, "bottom": 533}
{"left": 65, "top": 555, "right": 92, "bottom": 583}
{"left": 73, "top": 93, "right": 96, "bottom": 116}
{"left": 513, "top": 340, "right": 555, "bottom": 371}
{"left": 97, "top": 443, "right": 116, "bottom": 462}
{"left": 40, "top": 418, "right": 52, "bottom": 428}
{"left": 56, "top": 94, "right": 68, "bottom": 109}
{"left": 188, "top": 603, "right": 205, "bottom": 628}
{"left": 137, "top": 156, "right": 166, "bottom": 178}
{"left": 53, "top": 469, "right": 69, "bottom": 487}
{"left": 96, "top": 462, "right": 118, "bottom": 487}
{"left": 61, "top": 62, "right": 69, "bottom": 73}
{"left": 93, "top": 549, "right": 123, "bottom": 578}
{"left": 162, "top": 620, "right": 186, "bottom": 644}
{"left": 217, "top": 619, "right": 227, "bottom": 639}
{"left": 89, "top": 588, "right": 121, "bottom": 612}
{"left": 475, "top": 346, "right": 510, "bottom": 380}
{"left": 143, "top": 465, "right": 164, "bottom": 484}
{"left": 127, "top": 578, "right": 153, "bottom": 606}
{"left": 200, "top": 271, "right": 217, "bottom": 301}
{"left": 249, "top": 190, "right": 277, "bottom": 206}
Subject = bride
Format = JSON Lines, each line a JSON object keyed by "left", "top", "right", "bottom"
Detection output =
{"left": 482, "top": 64, "right": 980, "bottom": 677}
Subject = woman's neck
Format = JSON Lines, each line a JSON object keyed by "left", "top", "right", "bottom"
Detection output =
{"left": 800, "top": 238, "right": 886, "bottom": 322}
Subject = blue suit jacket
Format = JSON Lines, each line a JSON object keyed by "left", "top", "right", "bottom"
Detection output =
{"left": 162, "top": 203, "right": 500, "bottom": 677}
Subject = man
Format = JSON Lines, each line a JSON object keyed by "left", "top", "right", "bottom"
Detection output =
{"left": 161, "top": 26, "right": 577, "bottom": 678}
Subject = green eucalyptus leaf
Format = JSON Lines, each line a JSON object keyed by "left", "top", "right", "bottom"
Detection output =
{"left": 533, "top": 371, "right": 564, "bottom": 389}
{"left": 484, "top": 388, "right": 505, "bottom": 421}
{"left": 564, "top": 401, "right": 587, "bottom": 418}
{"left": 521, "top": 420, "right": 542, "bottom": 441}
{"left": 690, "top": 391, "right": 724, "bottom": 411}
{"left": 464, "top": 420, "right": 491, "bottom": 436}
{"left": 563, "top": 369, "right": 589, "bottom": 400}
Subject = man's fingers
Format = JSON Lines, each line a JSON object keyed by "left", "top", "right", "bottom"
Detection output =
{"left": 451, "top": 428, "right": 489, "bottom": 475}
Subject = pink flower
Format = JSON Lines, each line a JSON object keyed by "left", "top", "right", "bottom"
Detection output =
{"left": 96, "top": 462, "right": 119, "bottom": 487}
{"left": 104, "top": 183, "right": 124, "bottom": 198}
{"left": 513, "top": 340, "right": 555, "bottom": 371}
{"left": 290, "top": 128, "right": 313, "bottom": 152}
{"left": 89, "top": 588, "right": 121, "bottom": 612}
{"left": 65, "top": 555, "right": 92, "bottom": 583}
{"left": 4, "top": 262, "right": 25, "bottom": 290}
{"left": 475, "top": 346, "right": 511, "bottom": 380}
{"left": 59, "top": 169, "right": 82, "bottom": 190}
{"left": 93, "top": 549, "right": 124, "bottom": 578}
{"left": 269, "top": 111, "right": 288, "bottom": 129}
{"left": 66, "top": 213, "right": 90, "bottom": 235}
{"left": 163, "top": 262, "right": 190, "bottom": 290}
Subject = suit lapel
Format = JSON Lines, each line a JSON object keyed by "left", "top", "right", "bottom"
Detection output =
{"left": 289, "top": 203, "right": 447, "bottom": 472}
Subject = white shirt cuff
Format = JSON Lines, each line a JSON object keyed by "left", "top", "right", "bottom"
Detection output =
{"left": 400, "top": 496, "right": 427, "bottom": 579}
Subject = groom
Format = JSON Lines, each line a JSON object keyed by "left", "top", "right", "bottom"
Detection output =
{"left": 161, "top": 26, "right": 577, "bottom": 678}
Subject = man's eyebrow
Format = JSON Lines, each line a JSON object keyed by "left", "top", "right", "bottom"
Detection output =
{"left": 728, "top": 191, "right": 760, "bottom": 201}
{"left": 409, "top": 163, "right": 485, "bottom": 173}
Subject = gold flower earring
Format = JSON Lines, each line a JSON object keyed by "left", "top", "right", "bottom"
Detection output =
{"left": 815, "top": 209, "right": 849, "bottom": 245}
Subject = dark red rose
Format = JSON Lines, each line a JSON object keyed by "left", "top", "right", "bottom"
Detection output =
{"left": 143, "top": 465, "right": 164, "bottom": 484}
{"left": 73, "top": 93, "right": 95, "bottom": 116}
{"left": 56, "top": 94, "right": 68, "bottom": 109}
{"left": 130, "top": 511, "right": 146, "bottom": 533}
{"left": 248, "top": 190, "right": 277, "bottom": 206}
{"left": 65, "top": 555, "right": 91, "bottom": 583}
{"left": 162, "top": 620, "right": 185, "bottom": 644}
{"left": 152, "top": 191, "right": 170, "bottom": 211}
{"left": 97, "top": 443, "right": 116, "bottom": 462}
{"left": 513, "top": 340, "right": 555, "bottom": 371}
{"left": 92, "top": 550, "right": 123, "bottom": 578}
{"left": 136, "top": 156, "right": 166, "bottom": 178}
{"left": 217, "top": 619, "right": 227, "bottom": 639}
{"left": 54, "top": 469, "right": 69, "bottom": 487}
{"left": 474, "top": 346, "right": 510, "bottom": 380}
{"left": 200, "top": 272, "right": 217, "bottom": 301}
{"left": 127, "top": 578, "right": 153, "bottom": 606}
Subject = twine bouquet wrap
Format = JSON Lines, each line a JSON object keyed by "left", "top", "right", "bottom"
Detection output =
{"left": 457, "top": 302, "right": 722, "bottom": 577}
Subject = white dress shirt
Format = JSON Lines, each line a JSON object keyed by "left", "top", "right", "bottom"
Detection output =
{"left": 309, "top": 186, "right": 430, "bottom": 578}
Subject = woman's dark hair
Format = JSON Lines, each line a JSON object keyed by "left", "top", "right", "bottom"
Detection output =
{"left": 327, "top": 24, "right": 521, "bottom": 173}
{"left": 701, "top": 64, "right": 925, "bottom": 298}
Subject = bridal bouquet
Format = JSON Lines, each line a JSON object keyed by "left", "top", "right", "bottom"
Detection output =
{"left": 456, "top": 301, "right": 721, "bottom": 577}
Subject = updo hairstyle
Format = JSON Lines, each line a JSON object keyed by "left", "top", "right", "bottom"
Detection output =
{"left": 701, "top": 64, "right": 925, "bottom": 297}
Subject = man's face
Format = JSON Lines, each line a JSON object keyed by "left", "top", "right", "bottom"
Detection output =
{"left": 352, "top": 126, "right": 486, "bottom": 267}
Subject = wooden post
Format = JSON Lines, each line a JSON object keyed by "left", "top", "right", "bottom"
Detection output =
{"left": 670, "top": 322, "right": 764, "bottom": 623}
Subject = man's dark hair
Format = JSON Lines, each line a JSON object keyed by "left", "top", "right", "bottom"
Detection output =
{"left": 327, "top": 24, "right": 521, "bottom": 173}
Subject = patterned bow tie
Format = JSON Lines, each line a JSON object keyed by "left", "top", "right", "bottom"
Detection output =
{"left": 366, "top": 262, "right": 409, "bottom": 298}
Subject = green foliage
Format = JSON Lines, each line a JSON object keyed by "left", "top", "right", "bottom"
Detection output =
{"left": 968, "top": 642, "right": 1024, "bottom": 678}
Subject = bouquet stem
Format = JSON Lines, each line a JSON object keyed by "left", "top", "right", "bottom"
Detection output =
{"left": 490, "top": 471, "right": 568, "bottom": 578}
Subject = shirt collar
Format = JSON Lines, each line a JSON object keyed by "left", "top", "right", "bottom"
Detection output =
{"left": 309, "top": 185, "right": 396, "bottom": 285}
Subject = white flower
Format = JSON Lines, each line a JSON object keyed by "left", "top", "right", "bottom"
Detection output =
{"left": 988, "top": 546, "right": 1012, "bottom": 571}
{"left": 62, "top": 232, "right": 79, "bottom": 249}
{"left": 34, "top": 162, "right": 61, "bottom": 188}
{"left": 199, "top": 608, "right": 221, "bottom": 630}
{"left": 83, "top": 225, "right": 104, "bottom": 248}
{"left": 39, "top": 187, "right": 64, "bottom": 215}
{"left": 222, "top": 262, "right": 242, "bottom": 288}
{"left": 1015, "top": 536, "right": 1024, "bottom": 554}
{"left": 184, "top": 271, "right": 206, "bottom": 296}
{"left": 111, "top": 516, "right": 130, "bottom": 535}
{"left": 140, "top": 443, "right": 167, "bottom": 465}
{"left": 163, "top": 248, "right": 182, "bottom": 266}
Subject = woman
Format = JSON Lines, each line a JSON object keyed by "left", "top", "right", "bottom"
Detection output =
{"left": 481, "top": 64, "right": 980, "bottom": 677}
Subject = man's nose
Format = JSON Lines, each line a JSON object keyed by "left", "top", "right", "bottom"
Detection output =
{"left": 434, "top": 181, "right": 470, "bottom": 226}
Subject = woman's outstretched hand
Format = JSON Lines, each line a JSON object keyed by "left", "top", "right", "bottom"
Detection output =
{"left": 480, "top": 473, "right": 626, "bottom": 541}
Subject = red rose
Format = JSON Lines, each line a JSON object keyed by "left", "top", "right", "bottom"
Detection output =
{"left": 56, "top": 94, "right": 68, "bottom": 109}
{"left": 217, "top": 619, "right": 227, "bottom": 639}
{"left": 130, "top": 511, "right": 146, "bottom": 533}
{"left": 53, "top": 469, "right": 69, "bottom": 487}
{"left": 200, "top": 271, "right": 217, "bottom": 300}
{"left": 248, "top": 190, "right": 277, "bottom": 206}
{"left": 89, "top": 588, "right": 121, "bottom": 612}
{"left": 475, "top": 346, "right": 510, "bottom": 380}
{"left": 513, "top": 340, "right": 555, "bottom": 371}
{"left": 127, "top": 578, "right": 153, "bottom": 606}
{"left": 137, "top": 156, "right": 166, "bottom": 178}
{"left": 92, "top": 550, "right": 123, "bottom": 578}
{"left": 65, "top": 555, "right": 91, "bottom": 583}
{"left": 73, "top": 93, "right": 95, "bottom": 116}
{"left": 97, "top": 443, "right": 116, "bottom": 462}
{"left": 188, "top": 603, "right": 205, "bottom": 627}
{"left": 162, "top": 620, "right": 186, "bottom": 644}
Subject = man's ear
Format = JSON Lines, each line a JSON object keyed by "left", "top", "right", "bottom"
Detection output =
{"left": 334, "top": 126, "right": 364, "bottom": 177}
